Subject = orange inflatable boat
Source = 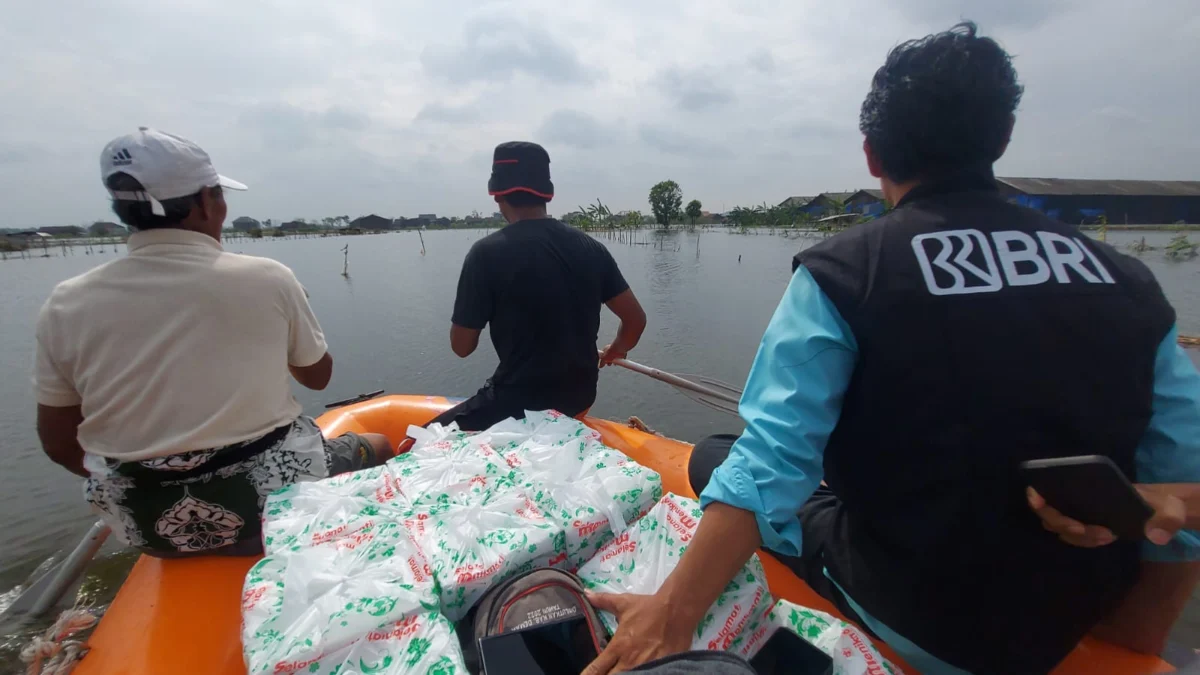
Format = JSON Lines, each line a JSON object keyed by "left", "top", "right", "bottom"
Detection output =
{"left": 73, "top": 395, "right": 1171, "bottom": 675}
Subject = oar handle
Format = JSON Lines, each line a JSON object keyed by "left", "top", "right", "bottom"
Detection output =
{"left": 610, "top": 357, "right": 741, "bottom": 406}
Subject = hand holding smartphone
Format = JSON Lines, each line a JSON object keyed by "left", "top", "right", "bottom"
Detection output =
{"left": 1021, "top": 455, "right": 1153, "bottom": 541}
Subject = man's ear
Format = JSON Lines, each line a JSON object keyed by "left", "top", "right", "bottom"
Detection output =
{"left": 863, "top": 138, "right": 884, "bottom": 179}
{"left": 196, "top": 186, "right": 216, "bottom": 220}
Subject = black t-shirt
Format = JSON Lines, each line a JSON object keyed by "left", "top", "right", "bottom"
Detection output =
{"left": 452, "top": 218, "right": 629, "bottom": 404}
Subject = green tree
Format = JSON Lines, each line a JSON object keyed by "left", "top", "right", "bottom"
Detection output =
{"left": 685, "top": 199, "right": 702, "bottom": 226}
{"left": 648, "top": 180, "right": 683, "bottom": 229}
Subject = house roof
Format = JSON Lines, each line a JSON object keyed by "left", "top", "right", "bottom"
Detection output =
{"left": 815, "top": 191, "right": 858, "bottom": 203}
{"left": 847, "top": 189, "right": 885, "bottom": 200}
{"left": 997, "top": 178, "right": 1200, "bottom": 197}
{"left": 779, "top": 196, "right": 815, "bottom": 208}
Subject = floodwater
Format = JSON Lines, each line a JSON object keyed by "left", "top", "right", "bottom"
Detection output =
{"left": 0, "top": 227, "right": 1198, "bottom": 669}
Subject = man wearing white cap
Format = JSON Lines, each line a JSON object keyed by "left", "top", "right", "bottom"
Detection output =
{"left": 33, "top": 128, "right": 393, "bottom": 557}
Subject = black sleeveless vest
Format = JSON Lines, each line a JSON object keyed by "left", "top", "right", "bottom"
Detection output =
{"left": 794, "top": 174, "right": 1174, "bottom": 674}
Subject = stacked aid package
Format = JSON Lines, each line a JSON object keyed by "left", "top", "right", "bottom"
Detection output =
{"left": 735, "top": 600, "right": 905, "bottom": 675}
{"left": 576, "top": 494, "right": 904, "bottom": 675}
{"left": 242, "top": 411, "right": 664, "bottom": 674}
{"left": 577, "top": 494, "right": 775, "bottom": 653}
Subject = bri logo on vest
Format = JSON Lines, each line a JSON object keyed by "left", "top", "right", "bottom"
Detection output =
{"left": 912, "top": 229, "right": 1115, "bottom": 296}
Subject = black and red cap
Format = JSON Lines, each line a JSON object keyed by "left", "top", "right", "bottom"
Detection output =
{"left": 487, "top": 141, "right": 554, "bottom": 201}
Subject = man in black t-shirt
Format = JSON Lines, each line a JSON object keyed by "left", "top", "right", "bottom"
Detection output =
{"left": 430, "top": 141, "right": 647, "bottom": 431}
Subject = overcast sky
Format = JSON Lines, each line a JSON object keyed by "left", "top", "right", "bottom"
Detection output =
{"left": 0, "top": 0, "right": 1197, "bottom": 227}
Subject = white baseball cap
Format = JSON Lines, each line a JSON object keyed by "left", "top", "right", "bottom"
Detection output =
{"left": 100, "top": 127, "right": 247, "bottom": 215}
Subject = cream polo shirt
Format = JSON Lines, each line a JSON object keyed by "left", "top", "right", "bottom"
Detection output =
{"left": 34, "top": 228, "right": 328, "bottom": 461}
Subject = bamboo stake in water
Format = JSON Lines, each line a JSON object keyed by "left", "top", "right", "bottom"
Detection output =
{"left": 341, "top": 244, "right": 349, "bottom": 278}
{"left": 418, "top": 229, "right": 426, "bottom": 256}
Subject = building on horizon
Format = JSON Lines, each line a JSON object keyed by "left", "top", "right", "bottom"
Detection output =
{"left": 88, "top": 221, "right": 127, "bottom": 236}
{"left": 783, "top": 178, "right": 1200, "bottom": 224}
{"left": 231, "top": 216, "right": 261, "bottom": 231}
{"left": 996, "top": 178, "right": 1200, "bottom": 225}
{"left": 38, "top": 225, "right": 85, "bottom": 237}
{"left": 350, "top": 214, "right": 394, "bottom": 231}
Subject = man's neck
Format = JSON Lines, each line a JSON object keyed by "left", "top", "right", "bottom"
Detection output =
{"left": 881, "top": 178, "right": 921, "bottom": 207}
{"left": 509, "top": 208, "right": 548, "bottom": 224}
{"left": 177, "top": 220, "right": 222, "bottom": 242}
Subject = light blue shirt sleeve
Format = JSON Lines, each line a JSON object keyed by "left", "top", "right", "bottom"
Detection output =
{"left": 1135, "top": 325, "right": 1200, "bottom": 562}
{"left": 699, "top": 266, "right": 858, "bottom": 557}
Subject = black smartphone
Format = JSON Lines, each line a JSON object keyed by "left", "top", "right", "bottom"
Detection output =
{"left": 1021, "top": 455, "right": 1154, "bottom": 540}
{"left": 478, "top": 616, "right": 599, "bottom": 675}
{"left": 749, "top": 629, "right": 834, "bottom": 675}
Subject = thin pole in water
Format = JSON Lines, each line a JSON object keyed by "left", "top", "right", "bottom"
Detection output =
{"left": 341, "top": 244, "right": 349, "bottom": 277}
{"left": 418, "top": 229, "right": 426, "bottom": 255}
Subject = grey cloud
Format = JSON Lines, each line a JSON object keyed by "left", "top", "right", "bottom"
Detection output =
{"left": 0, "top": 145, "right": 33, "bottom": 165}
{"left": 321, "top": 106, "right": 370, "bottom": 131}
{"left": 748, "top": 49, "right": 776, "bottom": 74}
{"left": 654, "top": 66, "right": 734, "bottom": 111}
{"left": 237, "top": 103, "right": 374, "bottom": 151}
{"left": 638, "top": 124, "right": 732, "bottom": 158}
{"left": 415, "top": 101, "right": 482, "bottom": 124}
{"left": 900, "top": 0, "right": 1066, "bottom": 31}
{"left": 538, "top": 110, "right": 614, "bottom": 149}
{"left": 421, "top": 15, "right": 598, "bottom": 85}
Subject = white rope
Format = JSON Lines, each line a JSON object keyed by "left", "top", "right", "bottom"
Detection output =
{"left": 19, "top": 606, "right": 98, "bottom": 675}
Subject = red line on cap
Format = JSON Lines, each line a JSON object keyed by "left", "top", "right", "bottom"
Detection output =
{"left": 489, "top": 187, "right": 554, "bottom": 200}
{"left": 493, "top": 159, "right": 519, "bottom": 164}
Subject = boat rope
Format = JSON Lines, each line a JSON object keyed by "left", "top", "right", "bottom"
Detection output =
{"left": 19, "top": 606, "right": 97, "bottom": 675}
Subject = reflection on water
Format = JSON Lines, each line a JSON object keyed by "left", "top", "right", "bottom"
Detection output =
{"left": 0, "top": 227, "right": 1197, "bottom": 668}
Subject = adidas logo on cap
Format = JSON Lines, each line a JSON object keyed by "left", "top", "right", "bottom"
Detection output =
{"left": 111, "top": 149, "right": 133, "bottom": 166}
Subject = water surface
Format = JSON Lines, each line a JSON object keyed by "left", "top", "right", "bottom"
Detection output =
{"left": 1, "top": 227, "right": 1197, "bottom": 668}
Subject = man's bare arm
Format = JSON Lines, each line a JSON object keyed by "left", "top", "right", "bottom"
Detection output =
{"left": 290, "top": 352, "right": 333, "bottom": 390}
{"left": 37, "top": 404, "right": 88, "bottom": 477}
{"left": 599, "top": 289, "right": 647, "bottom": 365}
{"left": 450, "top": 324, "right": 482, "bottom": 358}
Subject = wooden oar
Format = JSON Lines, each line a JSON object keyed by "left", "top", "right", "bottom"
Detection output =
{"left": 1180, "top": 334, "right": 1200, "bottom": 347}
{"left": 608, "top": 356, "right": 743, "bottom": 417}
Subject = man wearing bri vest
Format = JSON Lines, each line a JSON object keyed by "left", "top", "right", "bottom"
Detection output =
{"left": 585, "top": 23, "right": 1200, "bottom": 675}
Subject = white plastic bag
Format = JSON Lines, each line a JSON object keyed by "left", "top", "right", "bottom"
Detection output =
{"left": 242, "top": 522, "right": 464, "bottom": 674}
{"left": 406, "top": 481, "right": 566, "bottom": 620}
{"left": 261, "top": 464, "right": 408, "bottom": 554}
{"left": 500, "top": 412, "right": 663, "bottom": 544}
{"left": 578, "top": 494, "right": 772, "bottom": 652}
{"left": 735, "top": 600, "right": 905, "bottom": 675}
{"left": 523, "top": 478, "right": 626, "bottom": 570}
{"left": 395, "top": 427, "right": 516, "bottom": 507}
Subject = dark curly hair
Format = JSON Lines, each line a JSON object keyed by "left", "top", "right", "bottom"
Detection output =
{"left": 859, "top": 22, "right": 1023, "bottom": 182}
{"left": 105, "top": 172, "right": 218, "bottom": 231}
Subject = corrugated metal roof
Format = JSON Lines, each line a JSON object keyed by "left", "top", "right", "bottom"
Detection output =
{"left": 844, "top": 189, "right": 885, "bottom": 201}
{"left": 816, "top": 191, "right": 858, "bottom": 203}
{"left": 997, "top": 177, "right": 1200, "bottom": 197}
{"left": 779, "top": 196, "right": 815, "bottom": 208}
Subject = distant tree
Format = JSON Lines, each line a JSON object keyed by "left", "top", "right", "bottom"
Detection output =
{"left": 263, "top": 219, "right": 274, "bottom": 228}
{"left": 685, "top": 199, "right": 703, "bottom": 226}
{"left": 585, "top": 199, "right": 612, "bottom": 228}
{"left": 648, "top": 180, "right": 683, "bottom": 229}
